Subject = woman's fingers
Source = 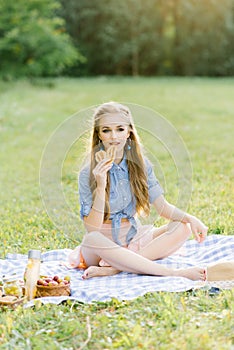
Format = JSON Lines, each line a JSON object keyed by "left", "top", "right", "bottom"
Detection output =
{"left": 93, "top": 162, "right": 112, "bottom": 175}
{"left": 189, "top": 216, "right": 208, "bottom": 243}
{"left": 194, "top": 226, "right": 208, "bottom": 243}
{"left": 96, "top": 157, "right": 113, "bottom": 168}
{"left": 94, "top": 158, "right": 113, "bottom": 172}
{"left": 92, "top": 158, "right": 113, "bottom": 186}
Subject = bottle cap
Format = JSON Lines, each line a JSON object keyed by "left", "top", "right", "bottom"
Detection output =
{"left": 28, "top": 250, "right": 41, "bottom": 259}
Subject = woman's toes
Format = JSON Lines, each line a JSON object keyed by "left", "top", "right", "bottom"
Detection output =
{"left": 82, "top": 266, "right": 95, "bottom": 279}
{"left": 82, "top": 266, "right": 100, "bottom": 279}
{"left": 82, "top": 270, "right": 89, "bottom": 279}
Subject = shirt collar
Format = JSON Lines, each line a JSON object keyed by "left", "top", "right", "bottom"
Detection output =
{"left": 109, "top": 154, "right": 128, "bottom": 173}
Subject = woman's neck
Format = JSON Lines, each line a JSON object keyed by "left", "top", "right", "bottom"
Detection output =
{"left": 114, "top": 150, "right": 124, "bottom": 164}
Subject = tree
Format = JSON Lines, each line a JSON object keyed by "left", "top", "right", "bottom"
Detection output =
{"left": 171, "top": 0, "right": 234, "bottom": 76}
{"left": 61, "top": 0, "right": 165, "bottom": 76}
{"left": 0, "top": 0, "right": 83, "bottom": 77}
{"left": 60, "top": 0, "right": 234, "bottom": 76}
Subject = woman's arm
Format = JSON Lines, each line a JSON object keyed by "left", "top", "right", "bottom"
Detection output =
{"left": 83, "top": 186, "right": 106, "bottom": 232}
{"left": 152, "top": 195, "right": 208, "bottom": 242}
{"left": 83, "top": 158, "right": 113, "bottom": 232}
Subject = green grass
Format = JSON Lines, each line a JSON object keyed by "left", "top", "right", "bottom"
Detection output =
{"left": 0, "top": 77, "right": 233, "bottom": 349}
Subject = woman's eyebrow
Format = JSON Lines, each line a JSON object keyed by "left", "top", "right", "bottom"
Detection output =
{"left": 101, "top": 124, "right": 126, "bottom": 129}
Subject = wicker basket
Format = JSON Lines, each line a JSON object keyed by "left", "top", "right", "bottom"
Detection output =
{"left": 36, "top": 283, "right": 71, "bottom": 297}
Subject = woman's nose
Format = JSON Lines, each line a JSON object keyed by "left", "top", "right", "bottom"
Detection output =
{"left": 111, "top": 130, "right": 117, "bottom": 138}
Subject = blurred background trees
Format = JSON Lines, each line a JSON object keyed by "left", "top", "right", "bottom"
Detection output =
{"left": 0, "top": 0, "right": 83, "bottom": 78}
{"left": 0, "top": 0, "right": 234, "bottom": 77}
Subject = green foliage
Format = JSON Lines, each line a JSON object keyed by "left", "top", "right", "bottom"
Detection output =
{"left": 61, "top": 0, "right": 165, "bottom": 76}
{"left": 1, "top": 0, "right": 234, "bottom": 77}
{"left": 0, "top": 0, "right": 83, "bottom": 78}
{"left": 61, "top": 0, "right": 234, "bottom": 76}
{"left": 172, "top": 0, "right": 234, "bottom": 76}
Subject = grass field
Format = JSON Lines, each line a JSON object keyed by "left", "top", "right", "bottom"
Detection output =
{"left": 0, "top": 77, "right": 233, "bottom": 349}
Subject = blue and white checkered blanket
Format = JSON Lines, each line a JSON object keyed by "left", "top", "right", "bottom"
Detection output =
{"left": 1, "top": 235, "right": 233, "bottom": 306}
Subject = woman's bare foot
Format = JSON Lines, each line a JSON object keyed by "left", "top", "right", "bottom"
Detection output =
{"left": 174, "top": 267, "right": 206, "bottom": 281}
{"left": 82, "top": 266, "right": 120, "bottom": 279}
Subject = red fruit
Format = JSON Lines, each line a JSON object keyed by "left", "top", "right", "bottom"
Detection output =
{"left": 53, "top": 276, "right": 59, "bottom": 282}
{"left": 63, "top": 280, "right": 69, "bottom": 285}
{"left": 45, "top": 278, "right": 52, "bottom": 283}
{"left": 37, "top": 279, "right": 44, "bottom": 285}
{"left": 42, "top": 281, "right": 49, "bottom": 286}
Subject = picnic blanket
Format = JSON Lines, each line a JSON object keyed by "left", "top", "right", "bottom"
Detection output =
{"left": 0, "top": 235, "right": 233, "bottom": 306}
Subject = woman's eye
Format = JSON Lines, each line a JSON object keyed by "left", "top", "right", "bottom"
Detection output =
{"left": 102, "top": 129, "right": 110, "bottom": 133}
{"left": 118, "top": 128, "right": 125, "bottom": 132}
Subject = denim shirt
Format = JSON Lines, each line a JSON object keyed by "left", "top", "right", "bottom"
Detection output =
{"left": 79, "top": 156, "right": 164, "bottom": 246}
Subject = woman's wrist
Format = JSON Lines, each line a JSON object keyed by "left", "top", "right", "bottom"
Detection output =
{"left": 96, "top": 184, "right": 106, "bottom": 192}
{"left": 181, "top": 213, "right": 193, "bottom": 224}
{"left": 95, "top": 185, "right": 106, "bottom": 199}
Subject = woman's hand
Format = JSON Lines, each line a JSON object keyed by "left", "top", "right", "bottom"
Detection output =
{"left": 188, "top": 215, "right": 208, "bottom": 243}
{"left": 92, "top": 158, "right": 113, "bottom": 188}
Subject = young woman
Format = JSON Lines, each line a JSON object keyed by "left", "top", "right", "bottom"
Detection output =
{"left": 69, "top": 101, "right": 208, "bottom": 280}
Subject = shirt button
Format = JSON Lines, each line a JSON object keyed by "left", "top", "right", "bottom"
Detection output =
{"left": 124, "top": 197, "right": 126, "bottom": 201}
{"left": 118, "top": 167, "right": 120, "bottom": 170}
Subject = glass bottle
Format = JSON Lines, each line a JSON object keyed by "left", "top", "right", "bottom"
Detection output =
{"left": 3, "top": 276, "right": 22, "bottom": 298}
{"left": 24, "top": 249, "right": 41, "bottom": 301}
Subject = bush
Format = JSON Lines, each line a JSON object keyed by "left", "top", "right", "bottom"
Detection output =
{"left": 0, "top": 0, "right": 85, "bottom": 78}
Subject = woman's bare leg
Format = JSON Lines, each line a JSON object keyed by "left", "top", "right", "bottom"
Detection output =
{"left": 138, "top": 221, "right": 191, "bottom": 260}
{"left": 81, "top": 229, "right": 205, "bottom": 281}
{"left": 152, "top": 223, "right": 168, "bottom": 239}
{"left": 83, "top": 221, "right": 190, "bottom": 279}
{"left": 82, "top": 223, "right": 168, "bottom": 279}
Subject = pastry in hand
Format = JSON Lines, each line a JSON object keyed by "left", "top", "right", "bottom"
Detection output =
{"left": 95, "top": 150, "right": 106, "bottom": 163}
{"left": 106, "top": 145, "right": 116, "bottom": 163}
{"left": 95, "top": 146, "right": 116, "bottom": 164}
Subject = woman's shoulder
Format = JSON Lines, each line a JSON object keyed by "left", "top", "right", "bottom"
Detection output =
{"left": 79, "top": 163, "right": 90, "bottom": 180}
{"left": 142, "top": 156, "right": 152, "bottom": 169}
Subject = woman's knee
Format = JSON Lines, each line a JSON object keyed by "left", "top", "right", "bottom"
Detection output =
{"left": 82, "top": 231, "right": 104, "bottom": 247}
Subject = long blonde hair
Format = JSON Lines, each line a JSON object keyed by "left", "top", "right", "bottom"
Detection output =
{"left": 89, "top": 101, "right": 150, "bottom": 220}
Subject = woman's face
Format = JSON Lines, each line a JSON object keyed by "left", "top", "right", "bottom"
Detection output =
{"left": 98, "top": 113, "right": 130, "bottom": 157}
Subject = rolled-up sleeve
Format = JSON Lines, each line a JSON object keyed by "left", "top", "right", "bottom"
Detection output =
{"left": 145, "top": 158, "right": 164, "bottom": 203}
{"left": 78, "top": 166, "right": 93, "bottom": 220}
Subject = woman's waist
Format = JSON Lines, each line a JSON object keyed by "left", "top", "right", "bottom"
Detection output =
{"left": 103, "top": 217, "right": 129, "bottom": 224}
{"left": 100, "top": 219, "right": 131, "bottom": 239}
